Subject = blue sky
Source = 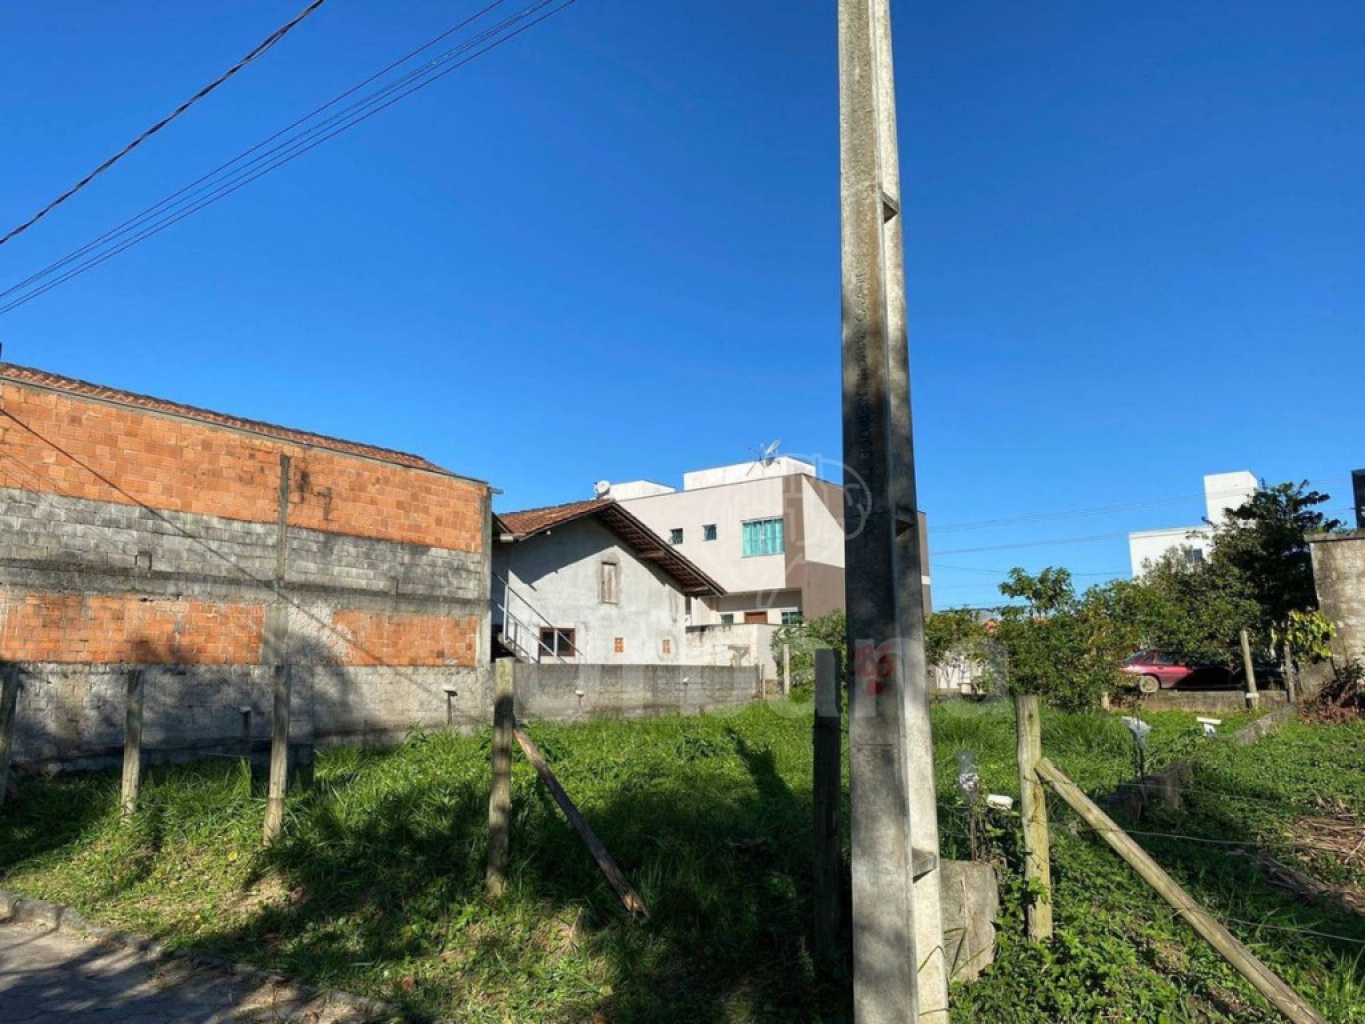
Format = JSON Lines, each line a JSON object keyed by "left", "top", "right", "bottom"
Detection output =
{"left": 0, "top": 0, "right": 1360, "bottom": 607}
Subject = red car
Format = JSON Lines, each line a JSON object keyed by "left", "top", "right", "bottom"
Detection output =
{"left": 1121, "top": 650, "right": 1194, "bottom": 694}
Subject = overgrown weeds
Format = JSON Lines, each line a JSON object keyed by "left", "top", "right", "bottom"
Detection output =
{"left": 1, "top": 702, "right": 1361, "bottom": 1022}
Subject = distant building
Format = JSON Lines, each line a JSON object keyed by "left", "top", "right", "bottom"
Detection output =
{"left": 492, "top": 499, "right": 724, "bottom": 665}
{"left": 1127, "top": 471, "right": 1257, "bottom": 577}
{"left": 604, "top": 455, "right": 931, "bottom": 624}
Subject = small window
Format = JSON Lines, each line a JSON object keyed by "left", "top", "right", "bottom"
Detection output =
{"left": 781, "top": 611, "right": 803, "bottom": 625}
{"left": 669, "top": 528, "right": 684, "bottom": 545}
{"left": 720, "top": 613, "right": 735, "bottom": 626}
{"left": 703, "top": 524, "right": 717, "bottom": 541}
{"left": 661, "top": 637, "right": 673, "bottom": 655}
{"left": 599, "top": 560, "right": 620, "bottom": 604}
{"left": 745, "top": 610, "right": 769, "bottom": 625}
{"left": 1185, "top": 548, "right": 1206, "bottom": 565}
{"left": 742, "top": 517, "right": 785, "bottom": 557}
{"left": 614, "top": 637, "right": 625, "bottom": 654}
{"left": 539, "top": 627, "right": 577, "bottom": 659}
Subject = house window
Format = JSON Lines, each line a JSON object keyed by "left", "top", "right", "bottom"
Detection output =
{"left": 703, "top": 524, "right": 717, "bottom": 541}
{"left": 539, "top": 627, "right": 577, "bottom": 659}
{"left": 720, "top": 613, "right": 735, "bottom": 626}
{"left": 661, "top": 637, "right": 673, "bottom": 655}
{"left": 741, "top": 517, "right": 785, "bottom": 557}
{"left": 614, "top": 637, "right": 625, "bottom": 654}
{"left": 669, "top": 528, "right": 684, "bottom": 545}
{"left": 781, "top": 611, "right": 803, "bottom": 625}
{"left": 599, "top": 560, "right": 620, "bottom": 604}
{"left": 745, "top": 610, "right": 769, "bottom": 624}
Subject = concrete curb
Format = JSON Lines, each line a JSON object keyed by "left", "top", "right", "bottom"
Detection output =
{"left": 0, "top": 888, "right": 401, "bottom": 1022}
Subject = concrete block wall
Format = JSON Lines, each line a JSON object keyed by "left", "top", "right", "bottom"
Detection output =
{"left": 512, "top": 662, "right": 761, "bottom": 722}
{"left": 0, "top": 365, "right": 491, "bottom": 768}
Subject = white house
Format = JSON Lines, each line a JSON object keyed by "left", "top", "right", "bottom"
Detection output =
{"left": 492, "top": 499, "right": 724, "bottom": 666}
{"left": 1127, "top": 471, "right": 1257, "bottom": 577}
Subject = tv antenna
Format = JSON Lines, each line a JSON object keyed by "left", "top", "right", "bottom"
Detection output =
{"left": 747, "top": 439, "right": 782, "bottom": 475}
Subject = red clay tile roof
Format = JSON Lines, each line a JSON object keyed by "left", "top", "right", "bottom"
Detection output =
{"left": 497, "top": 498, "right": 613, "bottom": 537}
{"left": 497, "top": 498, "right": 724, "bottom": 597}
{"left": 0, "top": 363, "right": 467, "bottom": 478}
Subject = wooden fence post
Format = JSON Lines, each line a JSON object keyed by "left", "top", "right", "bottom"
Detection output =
{"left": 263, "top": 664, "right": 292, "bottom": 844}
{"left": 1241, "top": 629, "right": 1260, "bottom": 708}
{"left": 812, "top": 648, "right": 844, "bottom": 970}
{"left": 1014, "top": 693, "right": 1053, "bottom": 941}
{"left": 1038, "top": 757, "right": 1326, "bottom": 1024}
{"left": 121, "top": 669, "right": 145, "bottom": 815}
{"left": 1282, "top": 643, "right": 1297, "bottom": 705}
{"left": 782, "top": 643, "right": 792, "bottom": 698}
{"left": 0, "top": 666, "right": 19, "bottom": 807}
{"left": 486, "top": 658, "right": 515, "bottom": 898}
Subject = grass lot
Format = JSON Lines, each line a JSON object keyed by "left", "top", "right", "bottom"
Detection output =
{"left": 2, "top": 700, "right": 1363, "bottom": 1022}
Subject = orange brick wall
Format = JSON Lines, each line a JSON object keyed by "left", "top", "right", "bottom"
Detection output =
{"left": 332, "top": 610, "right": 479, "bottom": 667}
{"left": 0, "top": 594, "right": 264, "bottom": 665}
{"left": 0, "top": 382, "right": 485, "bottom": 552}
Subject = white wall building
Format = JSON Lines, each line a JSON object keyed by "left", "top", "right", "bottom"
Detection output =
{"left": 493, "top": 499, "right": 724, "bottom": 666}
{"left": 1128, "top": 471, "right": 1257, "bottom": 577}
{"left": 605, "top": 456, "right": 931, "bottom": 626}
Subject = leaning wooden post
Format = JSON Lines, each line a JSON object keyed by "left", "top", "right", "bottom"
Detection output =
{"left": 1240, "top": 629, "right": 1260, "bottom": 708}
{"left": 782, "top": 642, "right": 792, "bottom": 698}
{"left": 1014, "top": 693, "right": 1053, "bottom": 941}
{"left": 1038, "top": 757, "right": 1327, "bottom": 1024}
{"left": 486, "top": 658, "right": 515, "bottom": 898}
{"left": 120, "top": 669, "right": 145, "bottom": 815}
{"left": 1282, "top": 643, "right": 1297, "bottom": 705}
{"left": 812, "top": 648, "right": 844, "bottom": 970}
{"left": 0, "top": 666, "right": 19, "bottom": 808}
{"left": 263, "top": 664, "right": 292, "bottom": 844}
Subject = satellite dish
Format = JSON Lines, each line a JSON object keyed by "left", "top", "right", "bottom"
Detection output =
{"left": 746, "top": 440, "right": 782, "bottom": 475}
{"left": 593, "top": 480, "right": 611, "bottom": 498}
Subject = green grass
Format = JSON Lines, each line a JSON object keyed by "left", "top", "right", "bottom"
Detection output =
{"left": 1, "top": 701, "right": 1361, "bottom": 1022}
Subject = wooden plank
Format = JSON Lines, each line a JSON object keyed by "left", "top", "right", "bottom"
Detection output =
{"left": 812, "top": 648, "right": 844, "bottom": 970}
{"left": 0, "top": 666, "right": 19, "bottom": 807}
{"left": 512, "top": 723, "right": 648, "bottom": 919}
{"left": 1037, "top": 757, "right": 1327, "bottom": 1024}
{"left": 1014, "top": 694, "right": 1053, "bottom": 941}
{"left": 121, "top": 669, "right": 145, "bottom": 815}
{"left": 263, "top": 664, "right": 291, "bottom": 844}
{"left": 485, "top": 659, "right": 515, "bottom": 897}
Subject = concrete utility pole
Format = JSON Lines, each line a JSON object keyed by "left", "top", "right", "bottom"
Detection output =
{"left": 839, "top": 0, "right": 949, "bottom": 1020}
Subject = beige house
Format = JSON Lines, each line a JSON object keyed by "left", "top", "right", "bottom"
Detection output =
{"left": 606, "top": 456, "right": 931, "bottom": 626}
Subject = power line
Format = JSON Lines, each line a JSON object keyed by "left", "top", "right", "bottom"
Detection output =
{"left": 0, "top": 0, "right": 579, "bottom": 315}
{"left": 0, "top": 0, "right": 514, "bottom": 306}
{"left": 932, "top": 477, "right": 1348, "bottom": 536}
{"left": 0, "top": 0, "right": 328, "bottom": 249}
{"left": 933, "top": 531, "right": 1134, "bottom": 557}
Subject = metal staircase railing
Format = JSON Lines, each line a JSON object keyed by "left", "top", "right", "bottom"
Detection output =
{"left": 492, "top": 573, "right": 571, "bottom": 664}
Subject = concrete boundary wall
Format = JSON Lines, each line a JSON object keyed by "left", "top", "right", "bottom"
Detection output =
{"left": 9, "top": 661, "right": 486, "bottom": 773}
{"left": 513, "top": 662, "right": 761, "bottom": 722}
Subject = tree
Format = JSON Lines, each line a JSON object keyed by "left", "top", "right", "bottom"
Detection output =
{"left": 924, "top": 607, "right": 988, "bottom": 667}
{"left": 770, "top": 609, "right": 846, "bottom": 691}
{"left": 1134, "top": 550, "right": 1258, "bottom": 667}
{"left": 993, "top": 569, "right": 1136, "bottom": 709}
{"left": 1207, "top": 480, "right": 1343, "bottom": 637}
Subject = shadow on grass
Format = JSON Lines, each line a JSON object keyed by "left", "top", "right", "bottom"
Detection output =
{"left": 143, "top": 720, "right": 857, "bottom": 1023}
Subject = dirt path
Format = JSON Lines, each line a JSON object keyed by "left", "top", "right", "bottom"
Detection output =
{"left": 0, "top": 919, "right": 373, "bottom": 1023}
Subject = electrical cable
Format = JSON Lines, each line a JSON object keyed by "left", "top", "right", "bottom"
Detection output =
{"left": 0, "top": 0, "right": 513, "bottom": 305}
{"left": 0, "top": 0, "right": 578, "bottom": 315}
{"left": 0, "top": 0, "right": 327, "bottom": 249}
